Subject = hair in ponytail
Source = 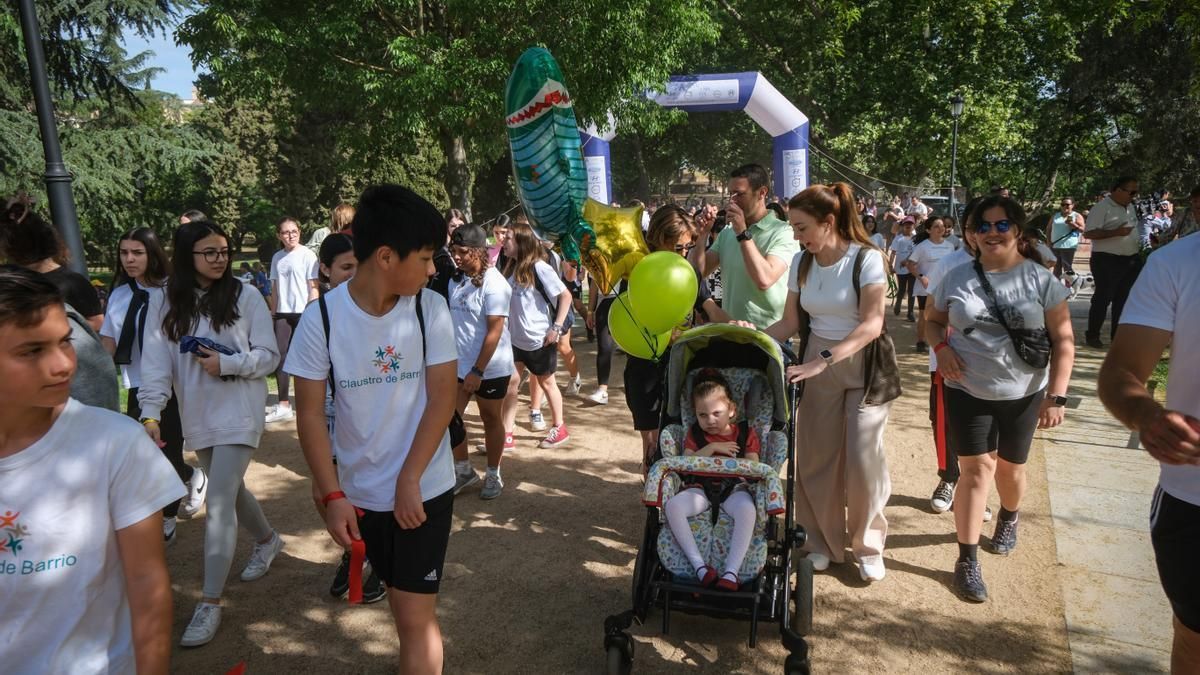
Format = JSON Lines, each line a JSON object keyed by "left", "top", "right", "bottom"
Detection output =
{"left": 786, "top": 182, "right": 876, "bottom": 288}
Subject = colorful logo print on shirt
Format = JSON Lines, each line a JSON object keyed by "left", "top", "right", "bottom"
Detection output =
{"left": 372, "top": 345, "right": 403, "bottom": 374}
{"left": 0, "top": 510, "right": 29, "bottom": 557}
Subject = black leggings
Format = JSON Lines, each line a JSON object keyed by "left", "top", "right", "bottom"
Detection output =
{"left": 127, "top": 388, "right": 191, "bottom": 517}
{"left": 943, "top": 386, "right": 1043, "bottom": 464}
{"left": 1051, "top": 247, "right": 1077, "bottom": 279}
{"left": 273, "top": 313, "right": 302, "bottom": 402}
{"left": 894, "top": 274, "right": 916, "bottom": 315}
{"left": 595, "top": 297, "right": 615, "bottom": 386}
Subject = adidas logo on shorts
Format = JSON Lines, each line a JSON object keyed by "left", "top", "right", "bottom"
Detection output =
{"left": 424, "top": 569, "right": 438, "bottom": 581}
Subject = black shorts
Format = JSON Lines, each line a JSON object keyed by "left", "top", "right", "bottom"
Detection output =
{"left": 928, "top": 373, "right": 999, "bottom": 448}
{"left": 457, "top": 374, "right": 512, "bottom": 400}
{"left": 624, "top": 356, "right": 666, "bottom": 431}
{"left": 512, "top": 343, "right": 558, "bottom": 377}
{"left": 916, "top": 295, "right": 929, "bottom": 310}
{"left": 357, "top": 489, "right": 454, "bottom": 594}
{"left": 943, "top": 386, "right": 1042, "bottom": 464}
{"left": 1151, "top": 486, "right": 1200, "bottom": 632}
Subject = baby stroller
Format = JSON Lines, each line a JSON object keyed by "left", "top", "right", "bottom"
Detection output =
{"left": 603, "top": 324, "right": 812, "bottom": 674}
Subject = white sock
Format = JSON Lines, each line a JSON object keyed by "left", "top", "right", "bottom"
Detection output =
{"left": 455, "top": 460, "right": 471, "bottom": 474}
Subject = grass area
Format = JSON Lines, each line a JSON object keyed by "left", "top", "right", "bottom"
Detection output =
{"left": 1149, "top": 352, "right": 1170, "bottom": 403}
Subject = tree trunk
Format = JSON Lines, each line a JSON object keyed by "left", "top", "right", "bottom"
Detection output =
{"left": 632, "top": 133, "right": 651, "bottom": 204}
{"left": 439, "top": 129, "right": 472, "bottom": 219}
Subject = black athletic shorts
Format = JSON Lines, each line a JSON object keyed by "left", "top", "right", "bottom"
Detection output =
{"left": 928, "top": 373, "right": 999, "bottom": 448}
{"left": 624, "top": 356, "right": 666, "bottom": 431}
{"left": 1151, "top": 486, "right": 1200, "bottom": 632}
{"left": 457, "top": 374, "right": 512, "bottom": 400}
{"left": 512, "top": 343, "right": 558, "bottom": 377}
{"left": 916, "top": 295, "right": 929, "bottom": 310}
{"left": 943, "top": 386, "right": 1042, "bottom": 464}
{"left": 357, "top": 489, "right": 454, "bottom": 594}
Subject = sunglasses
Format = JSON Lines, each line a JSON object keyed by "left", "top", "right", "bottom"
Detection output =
{"left": 673, "top": 242, "right": 697, "bottom": 253}
{"left": 974, "top": 220, "right": 1013, "bottom": 235}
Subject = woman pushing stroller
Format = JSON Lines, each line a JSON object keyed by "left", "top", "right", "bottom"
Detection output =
{"left": 664, "top": 369, "right": 761, "bottom": 591}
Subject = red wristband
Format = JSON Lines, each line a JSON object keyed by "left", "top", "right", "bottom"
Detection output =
{"left": 933, "top": 341, "right": 950, "bottom": 354}
{"left": 321, "top": 490, "right": 347, "bottom": 506}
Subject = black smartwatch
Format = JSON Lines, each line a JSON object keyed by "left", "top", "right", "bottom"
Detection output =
{"left": 819, "top": 349, "right": 835, "bottom": 367}
{"left": 470, "top": 366, "right": 485, "bottom": 378}
{"left": 736, "top": 229, "right": 753, "bottom": 242}
{"left": 1046, "top": 393, "right": 1068, "bottom": 406}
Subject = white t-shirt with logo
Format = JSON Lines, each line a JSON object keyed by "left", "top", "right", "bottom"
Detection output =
{"left": 908, "top": 239, "right": 958, "bottom": 297}
{"left": 270, "top": 246, "right": 319, "bottom": 314}
{"left": 0, "top": 399, "right": 185, "bottom": 675}
{"left": 284, "top": 286, "right": 457, "bottom": 510}
{"left": 787, "top": 244, "right": 887, "bottom": 341}
{"left": 508, "top": 261, "right": 567, "bottom": 351}
{"left": 448, "top": 268, "right": 515, "bottom": 380}
{"left": 1120, "top": 235, "right": 1200, "bottom": 506}
{"left": 889, "top": 235, "right": 915, "bottom": 274}
{"left": 99, "top": 282, "right": 165, "bottom": 389}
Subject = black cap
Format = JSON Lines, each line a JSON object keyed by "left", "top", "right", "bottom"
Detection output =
{"left": 450, "top": 224, "right": 488, "bottom": 248}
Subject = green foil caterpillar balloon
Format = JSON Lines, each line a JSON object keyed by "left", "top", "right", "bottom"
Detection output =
{"left": 504, "top": 47, "right": 595, "bottom": 263}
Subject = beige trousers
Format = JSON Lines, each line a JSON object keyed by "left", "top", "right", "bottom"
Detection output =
{"left": 794, "top": 334, "right": 892, "bottom": 565}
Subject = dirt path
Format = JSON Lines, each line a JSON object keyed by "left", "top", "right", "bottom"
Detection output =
{"left": 167, "top": 311, "right": 1072, "bottom": 674}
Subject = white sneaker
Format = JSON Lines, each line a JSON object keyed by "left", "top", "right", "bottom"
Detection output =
{"left": 178, "top": 467, "right": 208, "bottom": 519}
{"left": 163, "top": 517, "right": 177, "bottom": 546}
{"left": 588, "top": 389, "right": 609, "bottom": 405}
{"left": 180, "top": 602, "right": 222, "bottom": 647}
{"left": 240, "top": 531, "right": 284, "bottom": 581}
{"left": 265, "top": 406, "right": 295, "bottom": 424}
{"left": 858, "top": 558, "right": 886, "bottom": 582}
{"left": 529, "top": 410, "right": 547, "bottom": 431}
{"left": 568, "top": 374, "right": 582, "bottom": 396}
{"left": 806, "top": 552, "right": 830, "bottom": 572}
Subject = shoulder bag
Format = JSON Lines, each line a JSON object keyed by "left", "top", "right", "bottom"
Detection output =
{"left": 971, "top": 260, "right": 1051, "bottom": 369}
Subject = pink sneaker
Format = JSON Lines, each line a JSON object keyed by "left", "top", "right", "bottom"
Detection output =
{"left": 539, "top": 425, "right": 569, "bottom": 448}
{"left": 503, "top": 433, "right": 516, "bottom": 453}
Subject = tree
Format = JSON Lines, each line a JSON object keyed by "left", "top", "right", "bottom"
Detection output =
{"left": 179, "top": 0, "right": 719, "bottom": 216}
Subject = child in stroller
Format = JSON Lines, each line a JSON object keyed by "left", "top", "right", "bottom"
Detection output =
{"left": 665, "top": 369, "right": 761, "bottom": 591}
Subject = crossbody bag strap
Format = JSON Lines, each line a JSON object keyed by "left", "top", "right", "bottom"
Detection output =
{"left": 971, "top": 259, "right": 1022, "bottom": 343}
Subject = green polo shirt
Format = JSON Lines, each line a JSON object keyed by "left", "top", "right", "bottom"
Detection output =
{"left": 715, "top": 212, "right": 800, "bottom": 329}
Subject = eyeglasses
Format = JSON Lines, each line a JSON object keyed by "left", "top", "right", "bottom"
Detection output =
{"left": 193, "top": 248, "right": 230, "bottom": 263}
{"left": 974, "top": 220, "right": 1013, "bottom": 235}
{"left": 673, "top": 242, "right": 697, "bottom": 253}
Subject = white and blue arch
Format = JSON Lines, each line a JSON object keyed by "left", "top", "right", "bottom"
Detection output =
{"left": 579, "top": 72, "right": 810, "bottom": 204}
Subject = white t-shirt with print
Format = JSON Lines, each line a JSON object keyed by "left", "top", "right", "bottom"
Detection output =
{"left": 99, "top": 282, "right": 165, "bottom": 389}
{"left": 1120, "top": 235, "right": 1200, "bottom": 506}
{"left": 270, "top": 246, "right": 319, "bottom": 314}
{"left": 508, "top": 260, "right": 567, "bottom": 351}
{"left": 908, "top": 239, "right": 958, "bottom": 296}
{"left": 0, "top": 399, "right": 185, "bottom": 675}
{"left": 869, "top": 233, "right": 886, "bottom": 250}
{"left": 787, "top": 244, "right": 887, "bottom": 341}
{"left": 448, "top": 268, "right": 515, "bottom": 380}
{"left": 284, "top": 286, "right": 457, "bottom": 510}
{"left": 889, "top": 235, "right": 915, "bottom": 274}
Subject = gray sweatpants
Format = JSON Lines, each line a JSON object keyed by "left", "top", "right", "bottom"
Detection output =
{"left": 195, "top": 444, "right": 273, "bottom": 598}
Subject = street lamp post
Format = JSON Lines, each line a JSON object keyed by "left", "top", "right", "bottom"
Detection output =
{"left": 17, "top": 0, "right": 87, "bottom": 274}
{"left": 949, "top": 93, "right": 964, "bottom": 223}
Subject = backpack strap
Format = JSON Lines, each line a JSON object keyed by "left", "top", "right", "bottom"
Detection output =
{"left": 413, "top": 289, "right": 428, "bottom": 360}
{"left": 319, "top": 294, "right": 335, "bottom": 400}
{"left": 532, "top": 270, "right": 559, "bottom": 317}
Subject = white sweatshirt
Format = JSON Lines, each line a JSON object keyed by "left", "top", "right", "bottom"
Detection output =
{"left": 138, "top": 284, "right": 280, "bottom": 450}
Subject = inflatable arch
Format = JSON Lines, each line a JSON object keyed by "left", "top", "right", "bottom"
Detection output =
{"left": 579, "top": 72, "right": 810, "bottom": 204}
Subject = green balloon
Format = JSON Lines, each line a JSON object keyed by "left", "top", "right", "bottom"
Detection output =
{"left": 628, "top": 251, "right": 699, "bottom": 334}
{"left": 608, "top": 293, "right": 671, "bottom": 361}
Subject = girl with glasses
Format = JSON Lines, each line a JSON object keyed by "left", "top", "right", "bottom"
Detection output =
{"left": 138, "top": 219, "right": 283, "bottom": 647}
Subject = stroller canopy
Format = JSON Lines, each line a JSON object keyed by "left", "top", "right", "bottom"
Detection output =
{"left": 665, "top": 324, "right": 790, "bottom": 424}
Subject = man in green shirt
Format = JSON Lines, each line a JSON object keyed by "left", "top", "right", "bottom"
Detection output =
{"left": 691, "top": 164, "right": 800, "bottom": 329}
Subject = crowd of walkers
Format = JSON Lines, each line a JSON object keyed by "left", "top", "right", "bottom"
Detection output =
{"left": 0, "top": 167, "right": 1197, "bottom": 674}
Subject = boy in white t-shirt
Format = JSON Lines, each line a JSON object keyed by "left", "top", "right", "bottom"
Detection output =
{"left": 888, "top": 217, "right": 918, "bottom": 320}
{"left": 0, "top": 265, "right": 185, "bottom": 674}
{"left": 285, "top": 185, "right": 458, "bottom": 673}
{"left": 267, "top": 217, "right": 320, "bottom": 423}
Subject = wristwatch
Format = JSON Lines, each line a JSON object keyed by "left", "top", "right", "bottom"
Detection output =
{"left": 736, "top": 229, "right": 753, "bottom": 242}
{"left": 819, "top": 349, "right": 835, "bottom": 367}
{"left": 470, "top": 365, "right": 485, "bottom": 378}
{"left": 1045, "top": 393, "right": 1068, "bottom": 406}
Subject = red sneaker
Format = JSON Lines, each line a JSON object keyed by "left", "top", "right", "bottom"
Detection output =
{"left": 716, "top": 571, "right": 740, "bottom": 591}
{"left": 539, "top": 425, "right": 569, "bottom": 448}
{"left": 503, "top": 433, "right": 515, "bottom": 453}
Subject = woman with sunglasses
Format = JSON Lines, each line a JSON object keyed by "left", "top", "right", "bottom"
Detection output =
{"left": 624, "top": 206, "right": 729, "bottom": 470}
{"left": 139, "top": 219, "right": 283, "bottom": 646}
{"left": 926, "top": 196, "right": 1075, "bottom": 603}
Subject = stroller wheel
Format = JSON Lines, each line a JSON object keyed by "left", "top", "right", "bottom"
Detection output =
{"left": 791, "top": 557, "right": 814, "bottom": 637}
{"left": 605, "top": 632, "right": 634, "bottom": 675}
